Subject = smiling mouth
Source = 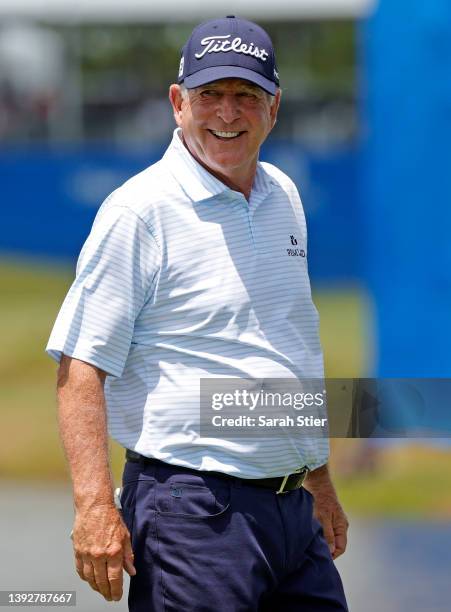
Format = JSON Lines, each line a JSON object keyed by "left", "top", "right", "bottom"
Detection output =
{"left": 208, "top": 129, "right": 245, "bottom": 140}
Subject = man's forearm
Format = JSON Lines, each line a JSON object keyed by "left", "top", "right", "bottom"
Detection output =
{"left": 57, "top": 355, "right": 115, "bottom": 511}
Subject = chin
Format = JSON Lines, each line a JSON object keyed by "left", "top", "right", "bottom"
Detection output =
{"left": 208, "top": 154, "right": 243, "bottom": 170}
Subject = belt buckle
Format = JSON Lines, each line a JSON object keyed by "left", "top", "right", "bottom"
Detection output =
{"left": 276, "top": 474, "right": 290, "bottom": 495}
{"left": 276, "top": 468, "right": 308, "bottom": 495}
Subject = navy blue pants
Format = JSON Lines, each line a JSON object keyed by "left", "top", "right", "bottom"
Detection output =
{"left": 121, "top": 459, "right": 348, "bottom": 612}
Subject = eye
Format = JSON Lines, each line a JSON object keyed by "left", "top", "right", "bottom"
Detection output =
{"left": 237, "top": 91, "right": 260, "bottom": 103}
{"left": 200, "top": 89, "right": 220, "bottom": 98}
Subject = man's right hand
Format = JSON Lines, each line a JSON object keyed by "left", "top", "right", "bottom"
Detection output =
{"left": 72, "top": 502, "right": 136, "bottom": 601}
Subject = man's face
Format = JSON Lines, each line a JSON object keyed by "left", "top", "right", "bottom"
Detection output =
{"left": 169, "top": 78, "right": 280, "bottom": 181}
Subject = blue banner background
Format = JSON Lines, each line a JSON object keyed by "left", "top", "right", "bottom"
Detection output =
{"left": 0, "top": 141, "right": 361, "bottom": 283}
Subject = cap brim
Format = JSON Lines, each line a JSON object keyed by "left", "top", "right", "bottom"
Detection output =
{"left": 183, "top": 66, "right": 277, "bottom": 95}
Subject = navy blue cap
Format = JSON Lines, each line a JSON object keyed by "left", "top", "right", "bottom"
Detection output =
{"left": 178, "top": 15, "right": 279, "bottom": 95}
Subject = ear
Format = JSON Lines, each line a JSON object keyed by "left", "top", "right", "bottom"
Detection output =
{"left": 169, "top": 84, "right": 185, "bottom": 127}
{"left": 269, "top": 88, "right": 282, "bottom": 129}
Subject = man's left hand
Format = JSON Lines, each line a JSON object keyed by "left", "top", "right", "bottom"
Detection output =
{"left": 303, "top": 464, "right": 349, "bottom": 560}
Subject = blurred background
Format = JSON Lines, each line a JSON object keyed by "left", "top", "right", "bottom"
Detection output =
{"left": 1, "top": 0, "right": 451, "bottom": 610}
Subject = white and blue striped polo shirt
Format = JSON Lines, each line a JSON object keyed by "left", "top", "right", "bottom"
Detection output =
{"left": 47, "top": 128, "right": 329, "bottom": 477}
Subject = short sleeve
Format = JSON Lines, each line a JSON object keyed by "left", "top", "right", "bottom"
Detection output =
{"left": 46, "top": 205, "right": 160, "bottom": 377}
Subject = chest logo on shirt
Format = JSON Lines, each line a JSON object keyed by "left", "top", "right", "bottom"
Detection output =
{"left": 287, "top": 235, "right": 305, "bottom": 257}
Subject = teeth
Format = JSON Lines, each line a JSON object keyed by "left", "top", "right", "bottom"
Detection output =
{"left": 211, "top": 130, "right": 240, "bottom": 138}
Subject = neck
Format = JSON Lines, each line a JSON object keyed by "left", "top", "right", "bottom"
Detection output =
{"left": 202, "top": 162, "right": 256, "bottom": 201}
{"left": 181, "top": 135, "right": 256, "bottom": 201}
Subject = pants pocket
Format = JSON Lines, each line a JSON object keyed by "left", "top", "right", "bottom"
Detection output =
{"left": 155, "top": 480, "right": 231, "bottom": 520}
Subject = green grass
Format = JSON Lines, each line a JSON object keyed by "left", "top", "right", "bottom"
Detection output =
{"left": 2, "top": 256, "right": 450, "bottom": 518}
{"left": 0, "top": 259, "right": 73, "bottom": 479}
{"left": 332, "top": 443, "right": 451, "bottom": 519}
{"left": 313, "top": 288, "right": 371, "bottom": 378}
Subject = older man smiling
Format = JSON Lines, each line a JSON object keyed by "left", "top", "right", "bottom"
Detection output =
{"left": 47, "top": 15, "right": 349, "bottom": 612}
{"left": 169, "top": 78, "right": 280, "bottom": 199}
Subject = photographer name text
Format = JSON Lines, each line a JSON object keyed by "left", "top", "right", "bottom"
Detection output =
{"left": 211, "top": 415, "right": 327, "bottom": 427}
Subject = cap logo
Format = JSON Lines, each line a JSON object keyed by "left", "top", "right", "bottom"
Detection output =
{"left": 194, "top": 35, "right": 269, "bottom": 62}
{"left": 178, "top": 56, "right": 184, "bottom": 78}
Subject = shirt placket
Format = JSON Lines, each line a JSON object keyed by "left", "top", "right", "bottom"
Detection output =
{"left": 247, "top": 192, "right": 272, "bottom": 254}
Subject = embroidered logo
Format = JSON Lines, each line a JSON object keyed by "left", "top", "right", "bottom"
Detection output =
{"left": 195, "top": 35, "right": 269, "bottom": 61}
{"left": 287, "top": 249, "right": 305, "bottom": 257}
{"left": 178, "top": 56, "right": 185, "bottom": 78}
{"left": 287, "top": 236, "right": 305, "bottom": 257}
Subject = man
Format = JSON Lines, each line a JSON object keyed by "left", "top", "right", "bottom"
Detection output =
{"left": 47, "top": 16, "right": 349, "bottom": 611}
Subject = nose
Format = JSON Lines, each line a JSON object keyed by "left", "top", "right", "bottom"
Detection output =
{"left": 216, "top": 94, "right": 240, "bottom": 124}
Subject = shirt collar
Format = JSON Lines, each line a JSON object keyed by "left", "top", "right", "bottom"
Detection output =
{"left": 163, "top": 128, "right": 275, "bottom": 203}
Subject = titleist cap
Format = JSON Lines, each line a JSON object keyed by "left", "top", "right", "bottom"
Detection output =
{"left": 177, "top": 15, "right": 279, "bottom": 95}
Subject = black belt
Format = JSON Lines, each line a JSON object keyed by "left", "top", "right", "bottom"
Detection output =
{"left": 125, "top": 449, "right": 309, "bottom": 494}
